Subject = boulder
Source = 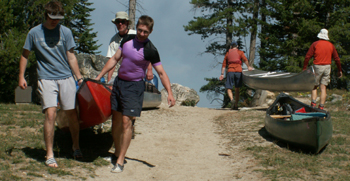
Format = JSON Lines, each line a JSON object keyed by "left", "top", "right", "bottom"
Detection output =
{"left": 76, "top": 54, "right": 109, "bottom": 79}
{"left": 250, "top": 90, "right": 275, "bottom": 107}
{"left": 330, "top": 93, "right": 342, "bottom": 103}
{"left": 265, "top": 91, "right": 276, "bottom": 106}
{"left": 161, "top": 83, "right": 200, "bottom": 106}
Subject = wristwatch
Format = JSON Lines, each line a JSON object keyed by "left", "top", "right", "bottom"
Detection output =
{"left": 77, "top": 78, "right": 83, "bottom": 82}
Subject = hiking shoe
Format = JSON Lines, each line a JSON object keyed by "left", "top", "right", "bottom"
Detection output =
{"left": 230, "top": 100, "right": 235, "bottom": 109}
{"left": 111, "top": 163, "right": 124, "bottom": 173}
{"left": 311, "top": 102, "right": 316, "bottom": 108}
{"left": 232, "top": 105, "right": 239, "bottom": 110}
{"left": 73, "top": 149, "right": 83, "bottom": 160}
{"left": 318, "top": 105, "right": 324, "bottom": 110}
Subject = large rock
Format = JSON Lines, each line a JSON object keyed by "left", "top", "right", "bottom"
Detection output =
{"left": 76, "top": 54, "right": 108, "bottom": 79}
{"left": 76, "top": 53, "right": 121, "bottom": 80}
{"left": 250, "top": 90, "right": 275, "bottom": 107}
{"left": 330, "top": 93, "right": 342, "bottom": 103}
{"left": 161, "top": 83, "right": 200, "bottom": 106}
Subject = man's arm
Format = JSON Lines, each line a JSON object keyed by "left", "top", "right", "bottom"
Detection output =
{"left": 153, "top": 65, "right": 175, "bottom": 107}
{"left": 146, "top": 63, "right": 153, "bottom": 81}
{"left": 66, "top": 48, "right": 84, "bottom": 85}
{"left": 220, "top": 53, "right": 228, "bottom": 81}
{"left": 96, "top": 49, "right": 122, "bottom": 80}
{"left": 219, "top": 67, "right": 225, "bottom": 81}
{"left": 332, "top": 45, "right": 342, "bottom": 78}
{"left": 241, "top": 52, "right": 253, "bottom": 71}
{"left": 18, "top": 49, "right": 31, "bottom": 89}
{"left": 107, "top": 66, "right": 117, "bottom": 83}
{"left": 303, "top": 44, "right": 315, "bottom": 70}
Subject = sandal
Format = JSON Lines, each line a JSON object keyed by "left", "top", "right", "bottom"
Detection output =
{"left": 45, "top": 157, "right": 58, "bottom": 168}
{"left": 73, "top": 149, "right": 83, "bottom": 159}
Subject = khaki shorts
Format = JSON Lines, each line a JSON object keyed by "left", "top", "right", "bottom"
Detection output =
{"left": 37, "top": 76, "right": 76, "bottom": 112}
{"left": 313, "top": 65, "right": 331, "bottom": 86}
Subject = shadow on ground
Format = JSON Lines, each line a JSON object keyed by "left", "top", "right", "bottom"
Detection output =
{"left": 258, "top": 126, "right": 327, "bottom": 155}
{"left": 22, "top": 127, "right": 113, "bottom": 163}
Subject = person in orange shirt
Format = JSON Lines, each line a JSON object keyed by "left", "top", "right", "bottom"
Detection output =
{"left": 303, "top": 29, "right": 342, "bottom": 110}
{"left": 219, "top": 41, "right": 253, "bottom": 110}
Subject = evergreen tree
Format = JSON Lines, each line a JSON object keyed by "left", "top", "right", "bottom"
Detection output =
{"left": 184, "top": 0, "right": 257, "bottom": 107}
{"left": 0, "top": 0, "right": 101, "bottom": 102}
{"left": 259, "top": 0, "right": 350, "bottom": 88}
{"left": 66, "top": 0, "right": 101, "bottom": 54}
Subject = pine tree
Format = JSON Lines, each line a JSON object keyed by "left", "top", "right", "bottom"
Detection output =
{"left": 0, "top": 0, "right": 101, "bottom": 102}
{"left": 259, "top": 0, "right": 350, "bottom": 89}
{"left": 66, "top": 0, "right": 101, "bottom": 54}
{"left": 184, "top": 0, "right": 259, "bottom": 107}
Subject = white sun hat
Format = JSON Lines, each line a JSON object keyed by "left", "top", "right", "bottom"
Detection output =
{"left": 112, "top": 11, "right": 130, "bottom": 23}
{"left": 317, "top": 29, "right": 329, "bottom": 40}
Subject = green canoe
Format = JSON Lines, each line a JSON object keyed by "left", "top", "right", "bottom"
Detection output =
{"left": 265, "top": 93, "right": 332, "bottom": 153}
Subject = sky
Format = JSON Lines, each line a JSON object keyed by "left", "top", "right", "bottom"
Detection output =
{"left": 89, "top": 0, "right": 224, "bottom": 108}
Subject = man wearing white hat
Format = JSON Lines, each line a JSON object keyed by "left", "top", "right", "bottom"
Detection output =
{"left": 106, "top": 12, "right": 153, "bottom": 83}
{"left": 303, "top": 28, "right": 343, "bottom": 110}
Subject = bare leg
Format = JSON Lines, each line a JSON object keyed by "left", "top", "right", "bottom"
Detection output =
{"left": 227, "top": 89, "right": 233, "bottom": 101}
{"left": 319, "top": 84, "right": 327, "bottom": 105}
{"left": 311, "top": 86, "right": 318, "bottom": 102}
{"left": 234, "top": 87, "right": 240, "bottom": 106}
{"left": 112, "top": 110, "right": 123, "bottom": 156}
{"left": 65, "top": 109, "right": 80, "bottom": 151}
{"left": 116, "top": 115, "right": 133, "bottom": 166}
{"left": 44, "top": 107, "right": 58, "bottom": 167}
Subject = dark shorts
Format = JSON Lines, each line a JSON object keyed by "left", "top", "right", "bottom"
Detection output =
{"left": 225, "top": 72, "right": 242, "bottom": 89}
{"left": 111, "top": 77, "right": 145, "bottom": 117}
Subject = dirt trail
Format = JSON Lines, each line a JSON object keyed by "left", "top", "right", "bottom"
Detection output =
{"left": 85, "top": 105, "right": 264, "bottom": 181}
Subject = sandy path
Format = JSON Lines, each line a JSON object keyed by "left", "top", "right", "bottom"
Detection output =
{"left": 86, "top": 105, "right": 235, "bottom": 180}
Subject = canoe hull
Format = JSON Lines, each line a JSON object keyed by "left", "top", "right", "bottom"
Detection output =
{"left": 243, "top": 67, "right": 315, "bottom": 91}
{"left": 56, "top": 79, "right": 112, "bottom": 131}
{"left": 265, "top": 93, "right": 332, "bottom": 153}
{"left": 143, "top": 91, "right": 162, "bottom": 108}
{"left": 56, "top": 79, "right": 162, "bottom": 131}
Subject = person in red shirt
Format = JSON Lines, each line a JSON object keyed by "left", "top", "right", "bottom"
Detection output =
{"left": 303, "top": 29, "right": 343, "bottom": 109}
{"left": 219, "top": 41, "right": 253, "bottom": 110}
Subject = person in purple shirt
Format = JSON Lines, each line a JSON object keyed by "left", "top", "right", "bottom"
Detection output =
{"left": 96, "top": 15, "right": 175, "bottom": 173}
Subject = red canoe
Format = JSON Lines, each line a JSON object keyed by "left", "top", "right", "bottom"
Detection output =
{"left": 56, "top": 78, "right": 161, "bottom": 131}
{"left": 56, "top": 79, "right": 112, "bottom": 131}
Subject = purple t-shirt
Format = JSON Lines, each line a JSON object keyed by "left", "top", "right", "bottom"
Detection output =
{"left": 118, "top": 35, "right": 162, "bottom": 81}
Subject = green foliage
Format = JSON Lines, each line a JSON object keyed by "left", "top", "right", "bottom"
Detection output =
{"left": 199, "top": 77, "right": 227, "bottom": 106}
{"left": 181, "top": 100, "right": 197, "bottom": 107}
{"left": 189, "top": 0, "right": 350, "bottom": 106}
{"left": 259, "top": 0, "right": 350, "bottom": 88}
{"left": 0, "top": 0, "right": 100, "bottom": 103}
{"left": 186, "top": 0, "right": 257, "bottom": 107}
{"left": 65, "top": 0, "right": 101, "bottom": 54}
{"left": 199, "top": 77, "right": 252, "bottom": 108}
{"left": 185, "top": 0, "right": 236, "bottom": 56}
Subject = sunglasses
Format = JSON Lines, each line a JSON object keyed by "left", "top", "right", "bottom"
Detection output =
{"left": 114, "top": 20, "right": 127, "bottom": 24}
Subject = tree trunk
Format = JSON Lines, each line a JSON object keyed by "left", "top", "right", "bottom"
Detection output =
{"left": 129, "top": 0, "right": 136, "bottom": 30}
{"left": 250, "top": 90, "right": 268, "bottom": 107}
{"left": 226, "top": 0, "right": 233, "bottom": 52}
{"left": 250, "top": 0, "right": 264, "bottom": 107}
{"left": 248, "top": 0, "right": 259, "bottom": 67}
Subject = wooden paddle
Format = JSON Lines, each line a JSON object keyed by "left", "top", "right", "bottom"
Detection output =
{"left": 270, "top": 115, "right": 291, "bottom": 119}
